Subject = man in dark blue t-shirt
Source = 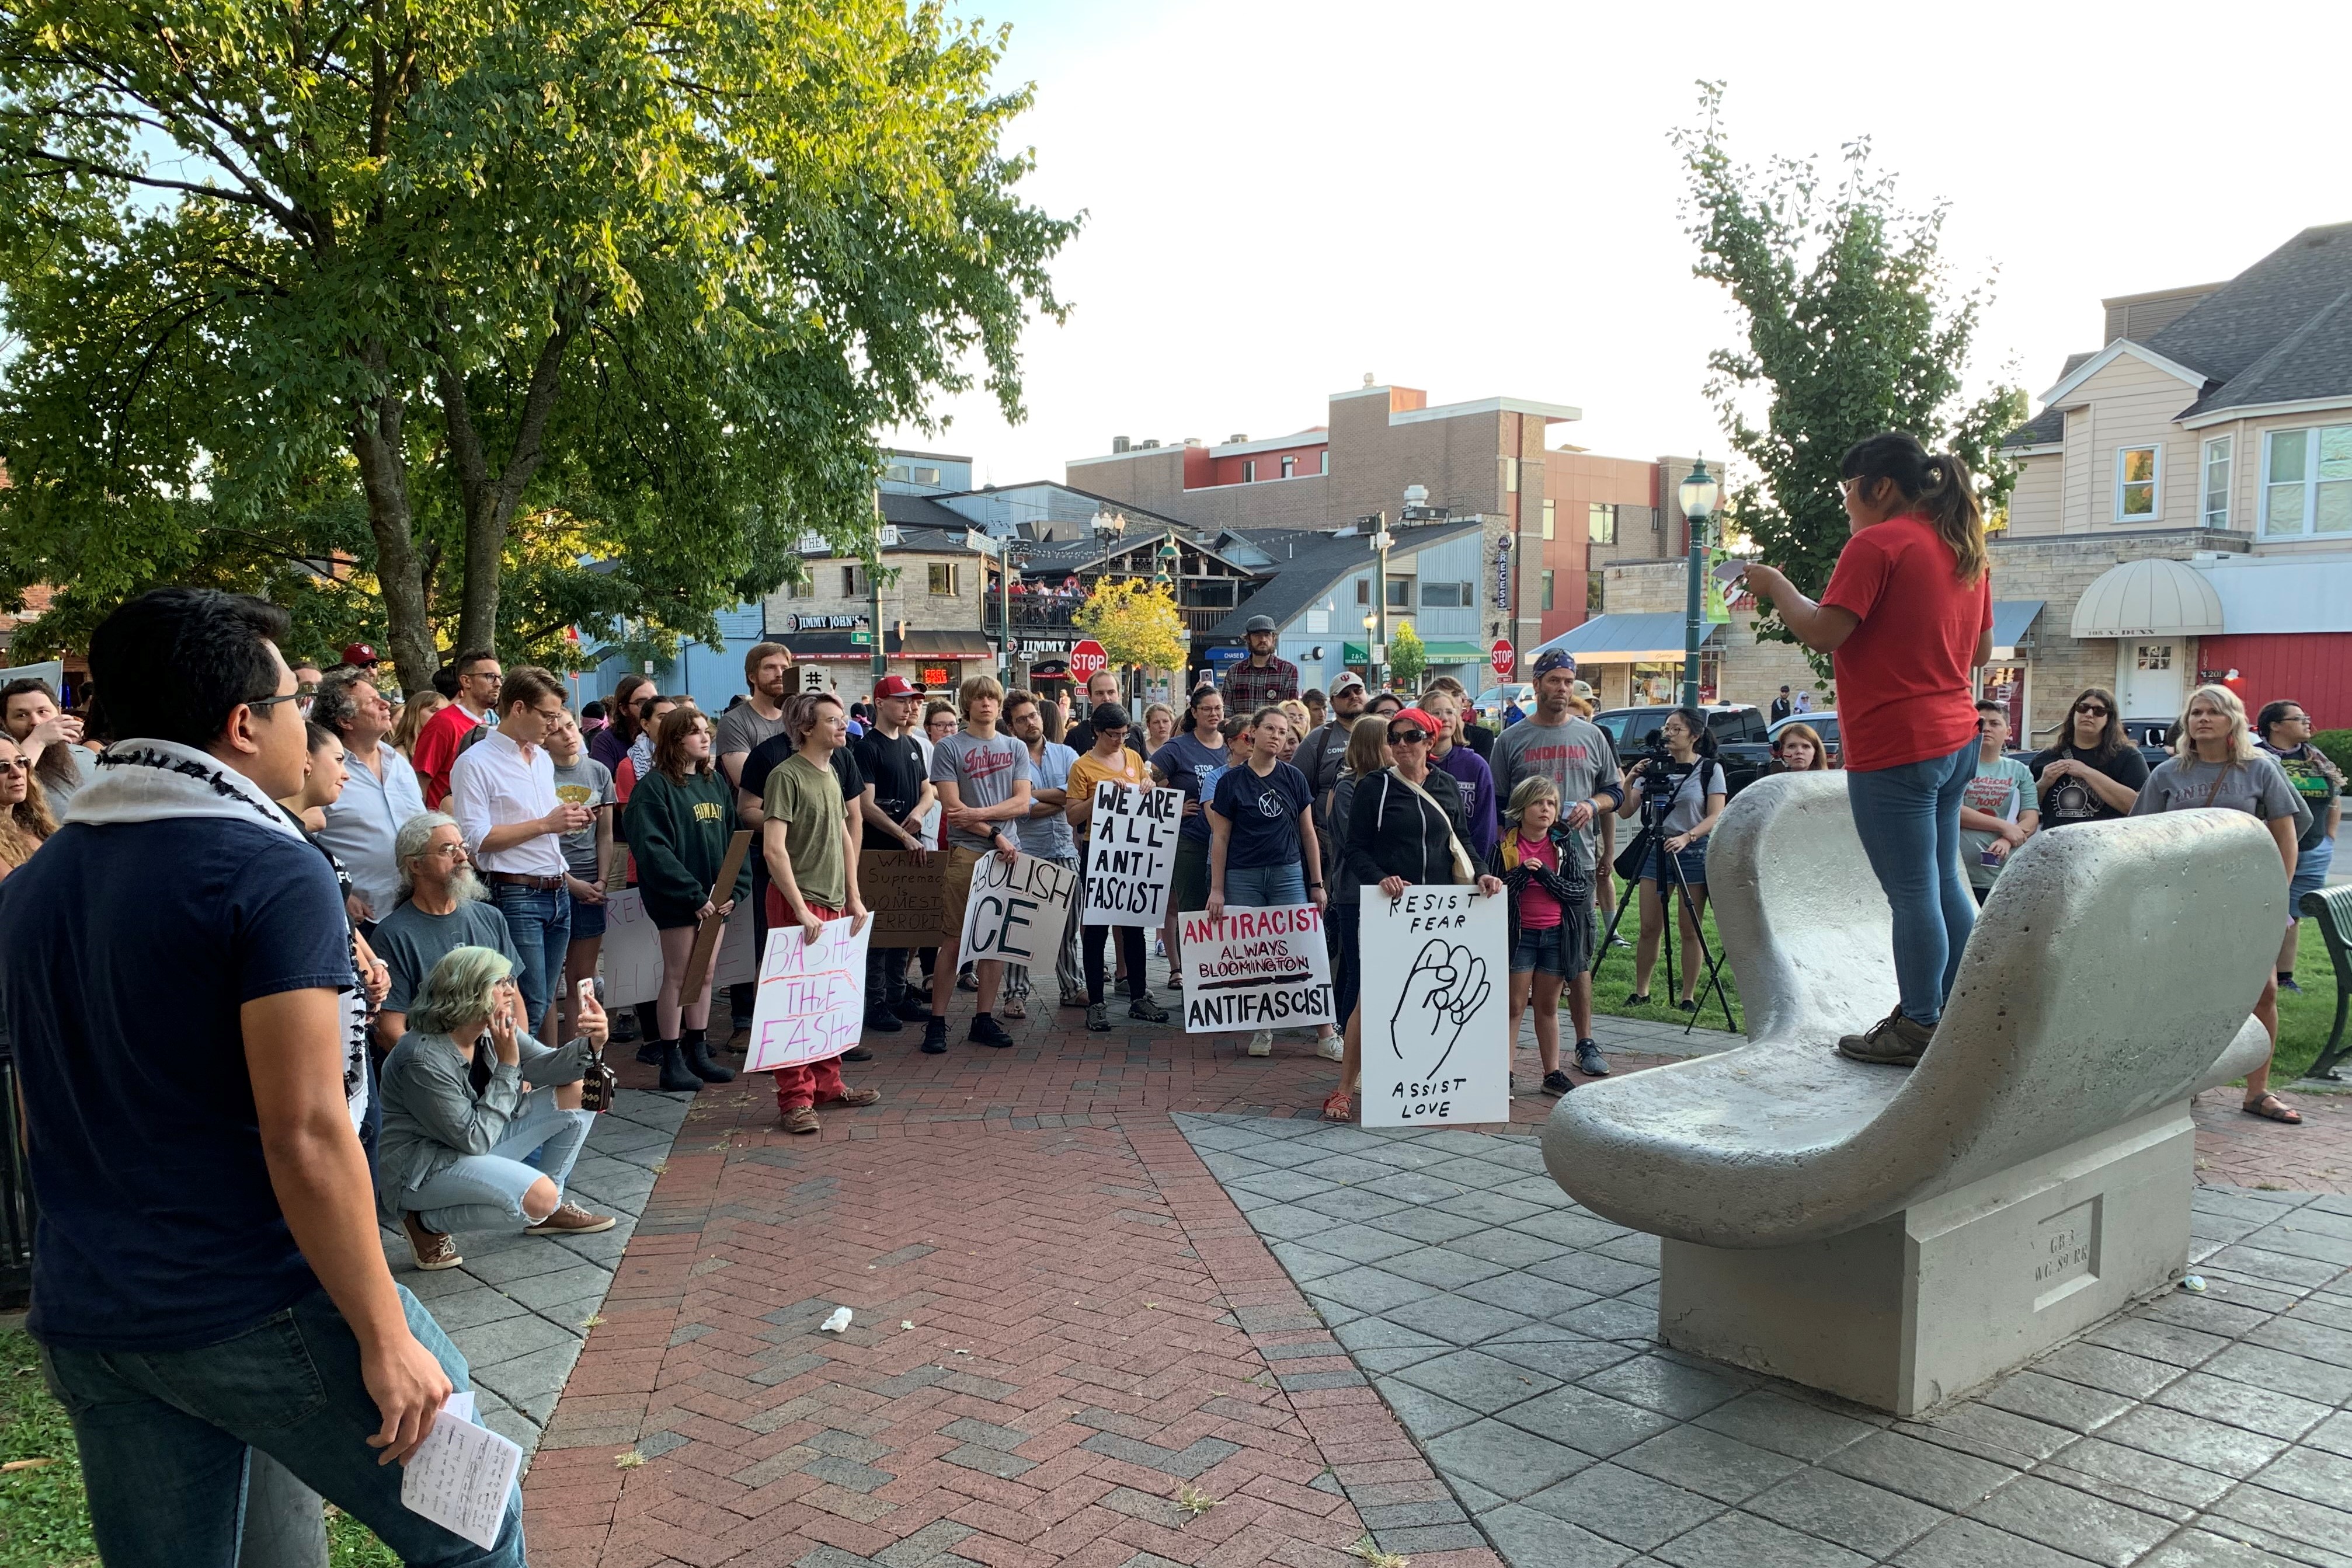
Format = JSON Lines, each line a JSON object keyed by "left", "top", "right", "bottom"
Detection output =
{"left": 0, "top": 589, "right": 522, "bottom": 1564}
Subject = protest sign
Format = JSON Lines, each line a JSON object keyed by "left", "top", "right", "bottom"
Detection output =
{"left": 1178, "top": 904, "right": 1334, "bottom": 1033}
{"left": 860, "top": 850, "right": 945, "bottom": 945}
{"left": 678, "top": 829, "right": 754, "bottom": 1006}
{"left": 958, "top": 851, "right": 1077, "bottom": 965}
{"left": 743, "top": 915, "right": 873, "bottom": 1072}
{"left": 597, "top": 889, "right": 661, "bottom": 1006}
{"left": 1358, "top": 886, "right": 1508, "bottom": 1127}
{"left": 1081, "top": 782, "right": 1181, "bottom": 927}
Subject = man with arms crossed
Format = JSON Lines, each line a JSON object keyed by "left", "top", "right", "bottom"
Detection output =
{"left": 922, "top": 676, "right": 1034, "bottom": 1054}
{"left": 0, "top": 589, "right": 520, "bottom": 1564}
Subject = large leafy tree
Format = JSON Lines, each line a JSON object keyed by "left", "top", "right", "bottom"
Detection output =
{"left": 1675, "top": 83, "right": 2026, "bottom": 664}
{"left": 1073, "top": 578, "right": 1185, "bottom": 677}
{"left": 0, "top": 0, "right": 1076, "bottom": 689}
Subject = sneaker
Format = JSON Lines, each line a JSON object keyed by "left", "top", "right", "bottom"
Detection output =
{"left": 526, "top": 1201, "right": 616, "bottom": 1236}
{"left": 1128, "top": 994, "right": 1171, "bottom": 1024}
{"left": 970, "top": 1015, "right": 1015, "bottom": 1049}
{"left": 893, "top": 994, "right": 934, "bottom": 1023}
{"left": 2279, "top": 975, "right": 2305, "bottom": 995}
{"left": 402, "top": 1212, "right": 462, "bottom": 1271}
{"left": 1152, "top": 934, "right": 1167, "bottom": 958}
{"left": 864, "top": 1006, "right": 903, "bottom": 1034}
{"left": 780, "top": 1105, "right": 821, "bottom": 1134}
{"left": 1676, "top": 997, "right": 1700, "bottom": 1014}
{"left": 1575, "top": 1040, "right": 1610, "bottom": 1077}
{"left": 1542, "top": 1069, "right": 1574, "bottom": 1096}
{"left": 1836, "top": 1008, "right": 1934, "bottom": 1067}
{"left": 844, "top": 1046, "right": 874, "bottom": 1062}
{"left": 1086, "top": 1002, "right": 1111, "bottom": 1032}
{"left": 921, "top": 1020, "right": 948, "bottom": 1055}
{"left": 634, "top": 1041, "right": 664, "bottom": 1067}
{"left": 1246, "top": 1030, "right": 1274, "bottom": 1058}
{"left": 822, "top": 1086, "right": 883, "bottom": 1108}
{"left": 1317, "top": 1032, "right": 1344, "bottom": 1062}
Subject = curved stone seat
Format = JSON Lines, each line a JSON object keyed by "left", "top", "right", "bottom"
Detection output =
{"left": 1543, "top": 771, "right": 2282, "bottom": 1412}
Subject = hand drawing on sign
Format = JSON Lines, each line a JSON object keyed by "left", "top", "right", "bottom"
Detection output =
{"left": 1389, "top": 939, "right": 1491, "bottom": 1079}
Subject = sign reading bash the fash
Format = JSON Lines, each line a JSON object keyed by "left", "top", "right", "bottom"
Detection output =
{"left": 1179, "top": 904, "right": 1334, "bottom": 1033}
{"left": 1358, "top": 886, "right": 1508, "bottom": 1127}
{"left": 743, "top": 915, "right": 872, "bottom": 1073}
{"left": 958, "top": 851, "right": 1077, "bottom": 965}
{"left": 1083, "top": 782, "right": 1180, "bottom": 927}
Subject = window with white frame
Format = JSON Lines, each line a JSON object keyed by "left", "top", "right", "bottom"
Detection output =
{"left": 1280, "top": 455, "right": 1296, "bottom": 479}
{"left": 1541, "top": 500, "right": 1556, "bottom": 541}
{"left": 1588, "top": 503, "right": 1618, "bottom": 545}
{"left": 2263, "top": 425, "right": 2352, "bottom": 537}
{"left": 2116, "top": 446, "right": 2159, "bottom": 520}
{"left": 927, "top": 563, "right": 960, "bottom": 597}
{"left": 1241, "top": 459, "right": 1257, "bottom": 483}
{"left": 2202, "top": 436, "right": 2231, "bottom": 529}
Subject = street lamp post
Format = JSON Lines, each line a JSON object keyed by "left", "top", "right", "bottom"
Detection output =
{"left": 1365, "top": 510, "right": 1393, "bottom": 690}
{"left": 1678, "top": 459, "right": 1721, "bottom": 709}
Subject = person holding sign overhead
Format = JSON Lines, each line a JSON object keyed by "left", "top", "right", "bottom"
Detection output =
{"left": 1207, "top": 706, "right": 1335, "bottom": 1060}
{"left": 623, "top": 708, "right": 749, "bottom": 1090}
{"left": 759, "top": 691, "right": 881, "bottom": 1134}
{"left": 1067, "top": 703, "right": 1173, "bottom": 1033}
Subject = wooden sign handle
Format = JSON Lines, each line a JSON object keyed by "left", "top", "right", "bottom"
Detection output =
{"left": 677, "top": 828, "right": 754, "bottom": 1008}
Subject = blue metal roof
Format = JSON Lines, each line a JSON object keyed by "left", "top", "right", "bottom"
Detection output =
{"left": 1991, "top": 599, "right": 2045, "bottom": 653}
{"left": 1530, "top": 613, "right": 1725, "bottom": 662}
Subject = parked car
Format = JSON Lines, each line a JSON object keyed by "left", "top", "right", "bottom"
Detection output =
{"left": 1593, "top": 705, "right": 1772, "bottom": 797}
{"left": 1472, "top": 684, "right": 1536, "bottom": 728}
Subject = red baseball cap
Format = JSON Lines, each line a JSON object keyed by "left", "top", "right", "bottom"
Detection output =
{"left": 340, "top": 643, "right": 380, "bottom": 667}
{"left": 872, "top": 675, "right": 918, "bottom": 699}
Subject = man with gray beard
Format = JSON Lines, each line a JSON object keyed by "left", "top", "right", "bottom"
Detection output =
{"left": 370, "top": 813, "right": 526, "bottom": 1050}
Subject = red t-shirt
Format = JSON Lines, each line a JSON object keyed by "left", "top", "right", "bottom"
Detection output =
{"left": 411, "top": 703, "right": 483, "bottom": 809}
{"left": 1819, "top": 515, "right": 1991, "bottom": 773}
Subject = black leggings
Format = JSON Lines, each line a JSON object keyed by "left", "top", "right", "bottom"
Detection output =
{"left": 1084, "top": 924, "right": 1149, "bottom": 1005}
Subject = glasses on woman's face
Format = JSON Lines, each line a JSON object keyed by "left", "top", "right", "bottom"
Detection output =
{"left": 0, "top": 758, "right": 25, "bottom": 774}
{"left": 2074, "top": 703, "right": 2108, "bottom": 718}
{"left": 1387, "top": 729, "right": 1429, "bottom": 746}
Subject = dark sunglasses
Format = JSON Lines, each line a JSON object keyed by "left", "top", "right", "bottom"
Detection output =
{"left": 2073, "top": 703, "right": 2109, "bottom": 717}
{"left": 1387, "top": 728, "right": 1429, "bottom": 744}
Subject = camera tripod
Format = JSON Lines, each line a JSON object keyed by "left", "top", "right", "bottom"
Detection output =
{"left": 1595, "top": 772, "right": 1738, "bottom": 1036}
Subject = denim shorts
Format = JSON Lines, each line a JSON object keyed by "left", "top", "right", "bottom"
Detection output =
{"left": 2290, "top": 835, "right": 2334, "bottom": 912}
{"left": 1639, "top": 842, "right": 1709, "bottom": 888}
{"left": 568, "top": 888, "right": 607, "bottom": 939}
{"left": 1511, "top": 926, "right": 1568, "bottom": 977}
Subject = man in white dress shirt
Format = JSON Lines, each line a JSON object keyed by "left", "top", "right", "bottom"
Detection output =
{"left": 448, "top": 665, "right": 591, "bottom": 1044}
{"left": 312, "top": 668, "right": 425, "bottom": 932}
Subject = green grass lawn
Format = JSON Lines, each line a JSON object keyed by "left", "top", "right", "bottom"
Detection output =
{"left": 1583, "top": 876, "right": 2344, "bottom": 1083}
{"left": 0, "top": 1327, "right": 396, "bottom": 1568}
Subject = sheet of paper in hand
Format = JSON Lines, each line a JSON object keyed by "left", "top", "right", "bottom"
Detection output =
{"left": 1178, "top": 905, "right": 1334, "bottom": 1033}
{"left": 1082, "top": 782, "right": 1181, "bottom": 926}
{"left": 401, "top": 1392, "right": 523, "bottom": 1550}
{"left": 957, "top": 851, "right": 1076, "bottom": 966}
{"left": 743, "top": 916, "right": 873, "bottom": 1073}
{"left": 1358, "top": 885, "right": 1508, "bottom": 1127}
{"left": 595, "top": 888, "right": 662, "bottom": 1008}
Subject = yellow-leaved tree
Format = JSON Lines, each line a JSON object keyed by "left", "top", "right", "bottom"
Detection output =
{"left": 1074, "top": 579, "right": 1187, "bottom": 678}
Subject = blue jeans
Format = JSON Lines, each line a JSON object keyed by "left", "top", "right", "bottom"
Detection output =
{"left": 489, "top": 883, "right": 570, "bottom": 1033}
{"left": 401, "top": 1090, "right": 592, "bottom": 1235}
{"left": 1223, "top": 860, "right": 1308, "bottom": 908}
{"left": 1845, "top": 738, "right": 1979, "bottom": 1027}
{"left": 39, "top": 1286, "right": 524, "bottom": 1568}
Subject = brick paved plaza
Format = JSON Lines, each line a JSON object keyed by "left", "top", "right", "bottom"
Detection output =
{"left": 405, "top": 1008, "right": 2352, "bottom": 1568}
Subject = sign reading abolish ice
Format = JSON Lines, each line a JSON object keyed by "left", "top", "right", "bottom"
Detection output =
{"left": 958, "top": 851, "right": 1077, "bottom": 966}
{"left": 1083, "top": 782, "right": 1180, "bottom": 926}
{"left": 1359, "top": 886, "right": 1508, "bottom": 1127}
{"left": 743, "top": 915, "right": 873, "bottom": 1073}
{"left": 1178, "top": 905, "right": 1334, "bottom": 1033}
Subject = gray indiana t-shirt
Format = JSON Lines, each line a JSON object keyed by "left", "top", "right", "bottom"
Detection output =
{"left": 2131, "top": 754, "right": 2301, "bottom": 824}
{"left": 548, "top": 755, "right": 614, "bottom": 880}
{"left": 1491, "top": 716, "right": 1623, "bottom": 874}
{"left": 928, "top": 730, "right": 1035, "bottom": 852}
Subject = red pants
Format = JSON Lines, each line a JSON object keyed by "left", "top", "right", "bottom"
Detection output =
{"left": 768, "top": 897, "right": 847, "bottom": 1111}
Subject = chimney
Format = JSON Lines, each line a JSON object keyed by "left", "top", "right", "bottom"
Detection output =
{"left": 1139, "top": 438, "right": 1160, "bottom": 449}
{"left": 1112, "top": 435, "right": 1130, "bottom": 453}
{"left": 1229, "top": 433, "right": 1248, "bottom": 445}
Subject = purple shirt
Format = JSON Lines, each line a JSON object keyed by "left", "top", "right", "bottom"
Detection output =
{"left": 1434, "top": 742, "right": 1498, "bottom": 858}
{"left": 588, "top": 722, "right": 631, "bottom": 774}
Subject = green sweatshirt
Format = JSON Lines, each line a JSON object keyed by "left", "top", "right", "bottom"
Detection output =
{"left": 624, "top": 767, "right": 749, "bottom": 926}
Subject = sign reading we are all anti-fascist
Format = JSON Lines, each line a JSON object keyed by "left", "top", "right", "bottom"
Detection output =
{"left": 1178, "top": 904, "right": 1334, "bottom": 1033}
{"left": 1082, "top": 782, "right": 1180, "bottom": 927}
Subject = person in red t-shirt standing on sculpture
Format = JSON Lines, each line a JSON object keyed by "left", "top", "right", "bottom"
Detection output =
{"left": 1742, "top": 433, "right": 1993, "bottom": 1069}
{"left": 411, "top": 649, "right": 503, "bottom": 809}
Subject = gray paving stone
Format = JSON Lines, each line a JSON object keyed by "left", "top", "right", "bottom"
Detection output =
{"left": 803, "top": 1455, "right": 896, "bottom": 1492}
{"left": 1502, "top": 1385, "right": 1681, "bottom": 1458}
{"left": 1745, "top": 1467, "right": 1947, "bottom": 1559}
{"left": 1357, "top": 1501, "right": 1470, "bottom": 1529}
{"left": 1434, "top": 1190, "right": 1552, "bottom": 1228}
{"left": 806, "top": 1428, "right": 892, "bottom": 1463}
{"left": 1447, "top": 1228, "right": 1572, "bottom": 1269}
{"left": 2034, "top": 1341, "right": 2190, "bottom": 1401}
{"left": 1415, "top": 1129, "right": 1511, "bottom": 1156}
{"left": 1269, "top": 1242, "right": 1357, "bottom": 1284}
{"left": 1249, "top": 1203, "right": 1338, "bottom": 1240}
{"left": 499, "top": 1262, "right": 615, "bottom": 1313}
{"left": 460, "top": 1241, "right": 590, "bottom": 1286}
{"left": 1373, "top": 1377, "right": 1484, "bottom": 1440}
{"left": 1979, "top": 1370, "right": 2136, "bottom": 1434}
{"left": 1421, "top": 1155, "right": 1534, "bottom": 1190}
{"left": 1334, "top": 1316, "right": 1450, "bottom": 1353}
{"left": 1969, "top": 1473, "right": 2174, "bottom": 1567}
{"left": 1195, "top": 1151, "right": 1272, "bottom": 1181}
{"left": 456, "top": 1311, "right": 579, "bottom": 1367}
{"left": 1577, "top": 1355, "right": 1752, "bottom": 1421}
{"left": 1309, "top": 1222, "right": 1425, "bottom": 1264}
{"left": 1902, "top": 1402, "right": 2078, "bottom": 1465}
{"left": 1824, "top": 1430, "right": 2018, "bottom": 1513}
{"left": 1382, "top": 1293, "right": 1533, "bottom": 1346}
{"left": 1427, "top": 1417, "right": 1596, "bottom": 1500}
{"left": 875, "top": 1521, "right": 978, "bottom": 1568}
{"left": 1374, "top": 1523, "right": 1494, "bottom": 1553}
{"left": 1511, "top": 1211, "right": 1637, "bottom": 1249}
{"left": 425, "top": 1285, "right": 534, "bottom": 1333}
{"left": 1076, "top": 1431, "right": 1239, "bottom": 1479}
{"left": 2144, "top": 1293, "right": 2274, "bottom": 1340}
{"left": 1593, "top": 1232, "right": 1664, "bottom": 1268}
{"left": 1296, "top": 1154, "right": 1400, "bottom": 1185}
{"left": 1617, "top": 1425, "right": 1805, "bottom": 1504}
{"left": 1523, "top": 1462, "right": 1727, "bottom": 1550}
{"left": 2247, "top": 1445, "right": 2352, "bottom": 1511}
{"left": 1296, "top": 1187, "right": 1412, "bottom": 1222}
{"left": 1461, "top": 1270, "right": 1598, "bottom": 1320}
{"left": 2101, "top": 1405, "right": 2294, "bottom": 1479}
{"left": 1229, "top": 1168, "right": 1336, "bottom": 1203}
{"left": 1554, "top": 1297, "right": 1658, "bottom": 1342}
{"left": 1368, "top": 1206, "right": 1491, "bottom": 1243}
{"left": 1529, "top": 1253, "right": 1659, "bottom": 1297}
{"left": 1695, "top": 1389, "right": 1879, "bottom": 1463}
{"left": 1488, "top": 1337, "right": 1643, "bottom": 1385}
{"left": 2308, "top": 1411, "right": 2352, "bottom": 1459}
{"left": 2138, "top": 1528, "right": 2311, "bottom": 1567}
{"left": 2203, "top": 1342, "right": 2352, "bottom": 1406}
{"left": 2247, "top": 1316, "right": 2352, "bottom": 1370}
{"left": 1394, "top": 1350, "right": 1560, "bottom": 1414}
{"left": 1891, "top": 1516, "right": 2106, "bottom": 1568}
{"left": 2043, "top": 1436, "right": 2239, "bottom": 1510}
{"left": 1311, "top": 1266, "right": 1439, "bottom": 1315}
{"left": 1476, "top": 1504, "right": 1640, "bottom": 1568}
{"left": 2209, "top": 1483, "right": 2352, "bottom": 1558}
{"left": 1651, "top": 1508, "right": 1871, "bottom": 1568}
{"left": 1278, "top": 1369, "right": 1369, "bottom": 1391}
{"left": 942, "top": 1443, "right": 1035, "bottom": 1479}
{"left": 1362, "top": 1172, "right": 1470, "bottom": 1206}
{"left": 2085, "top": 1316, "right": 2233, "bottom": 1371}
{"left": 1384, "top": 1247, "right": 1512, "bottom": 1291}
{"left": 2156, "top": 1372, "right": 2336, "bottom": 1442}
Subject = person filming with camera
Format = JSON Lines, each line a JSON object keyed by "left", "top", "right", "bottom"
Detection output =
{"left": 1613, "top": 708, "right": 1727, "bottom": 1014}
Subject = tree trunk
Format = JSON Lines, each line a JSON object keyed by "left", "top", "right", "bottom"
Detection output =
{"left": 439, "top": 316, "right": 575, "bottom": 660}
{"left": 350, "top": 380, "right": 437, "bottom": 696}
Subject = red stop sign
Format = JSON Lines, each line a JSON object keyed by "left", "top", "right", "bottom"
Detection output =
{"left": 1490, "top": 639, "right": 1516, "bottom": 680}
{"left": 1069, "top": 639, "right": 1109, "bottom": 683}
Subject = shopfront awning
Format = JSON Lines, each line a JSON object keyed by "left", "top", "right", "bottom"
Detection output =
{"left": 2070, "top": 560, "right": 2224, "bottom": 639}
{"left": 1991, "top": 600, "right": 2044, "bottom": 659}
{"left": 775, "top": 628, "right": 994, "bottom": 664}
{"left": 1419, "top": 642, "right": 1486, "bottom": 663}
{"left": 1529, "top": 613, "right": 1726, "bottom": 664}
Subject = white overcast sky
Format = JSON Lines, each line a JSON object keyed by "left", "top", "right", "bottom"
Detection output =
{"left": 885, "top": 0, "right": 2352, "bottom": 490}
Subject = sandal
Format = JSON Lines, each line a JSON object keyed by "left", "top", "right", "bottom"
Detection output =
{"left": 2242, "top": 1093, "right": 2302, "bottom": 1125}
{"left": 1001, "top": 994, "right": 1027, "bottom": 1020}
{"left": 1321, "top": 1089, "right": 1354, "bottom": 1122}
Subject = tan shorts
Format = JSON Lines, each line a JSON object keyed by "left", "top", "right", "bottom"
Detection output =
{"left": 941, "top": 846, "right": 985, "bottom": 942}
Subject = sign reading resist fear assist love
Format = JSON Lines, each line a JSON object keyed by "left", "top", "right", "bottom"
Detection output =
{"left": 1357, "top": 886, "right": 1508, "bottom": 1127}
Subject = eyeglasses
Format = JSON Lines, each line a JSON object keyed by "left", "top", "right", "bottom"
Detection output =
{"left": 248, "top": 692, "right": 303, "bottom": 716}
{"left": 2073, "top": 703, "right": 2109, "bottom": 717}
{"left": 1387, "top": 729, "right": 1429, "bottom": 745}
{"left": 0, "top": 759, "right": 26, "bottom": 774}
{"left": 1828, "top": 476, "right": 1857, "bottom": 502}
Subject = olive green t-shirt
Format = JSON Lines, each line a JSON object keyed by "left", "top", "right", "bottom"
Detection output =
{"left": 761, "top": 751, "right": 847, "bottom": 911}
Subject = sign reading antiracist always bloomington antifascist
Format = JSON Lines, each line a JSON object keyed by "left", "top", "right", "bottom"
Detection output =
{"left": 1081, "top": 781, "right": 1181, "bottom": 928}
{"left": 1178, "top": 904, "right": 1334, "bottom": 1034}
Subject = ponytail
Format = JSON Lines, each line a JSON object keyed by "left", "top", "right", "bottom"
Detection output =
{"left": 1840, "top": 432, "right": 1988, "bottom": 586}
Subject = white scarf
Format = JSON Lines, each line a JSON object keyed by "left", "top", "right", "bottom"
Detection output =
{"left": 62, "top": 738, "right": 307, "bottom": 841}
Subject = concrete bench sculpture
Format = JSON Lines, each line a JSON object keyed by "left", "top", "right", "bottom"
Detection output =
{"left": 1543, "top": 771, "right": 2281, "bottom": 1415}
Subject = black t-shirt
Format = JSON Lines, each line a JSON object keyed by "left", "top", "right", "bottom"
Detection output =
{"left": 853, "top": 727, "right": 927, "bottom": 823}
{"left": 1211, "top": 761, "right": 1314, "bottom": 871}
{"left": 2029, "top": 744, "right": 2149, "bottom": 827}
{"left": 1462, "top": 722, "right": 1496, "bottom": 762}
{"left": 744, "top": 734, "right": 861, "bottom": 810}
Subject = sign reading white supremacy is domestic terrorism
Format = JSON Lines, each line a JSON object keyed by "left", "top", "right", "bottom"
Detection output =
{"left": 1359, "top": 886, "right": 1509, "bottom": 1127}
{"left": 1179, "top": 904, "right": 1335, "bottom": 1033}
{"left": 958, "top": 851, "right": 1078, "bottom": 966}
{"left": 743, "top": 915, "right": 872, "bottom": 1073}
{"left": 1082, "top": 782, "right": 1181, "bottom": 926}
